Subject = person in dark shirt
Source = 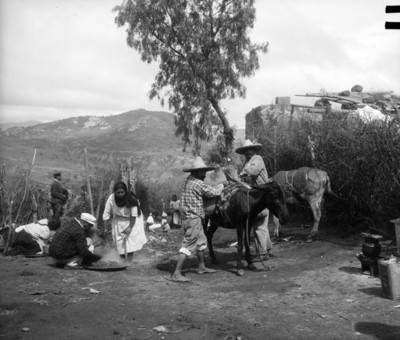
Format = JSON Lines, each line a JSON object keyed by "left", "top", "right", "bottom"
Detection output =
{"left": 50, "top": 170, "right": 69, "bottom": 228}
{"left": 49, "top": 212, "right": 101, "bottom": 268}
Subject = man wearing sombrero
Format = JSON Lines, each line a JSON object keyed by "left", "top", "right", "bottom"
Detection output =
{"left": 170, "top": 156, "right": 224, "bottom": 282}
{"left": 236, "top": 139, "right": 272, "bottom": 261}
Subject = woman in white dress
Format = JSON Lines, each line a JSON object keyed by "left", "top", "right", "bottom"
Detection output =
{"left": 103, "top": 181, "right": 147, "bottom": 260}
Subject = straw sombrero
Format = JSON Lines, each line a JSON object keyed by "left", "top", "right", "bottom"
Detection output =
{"left": 183, "top": 156, "right": 216, "bottom": 173}
{"left": 235, "top": 139, "right": 262, "bottom": 154}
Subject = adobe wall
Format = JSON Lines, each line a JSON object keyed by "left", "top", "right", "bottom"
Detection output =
{"left": 244, "top": 104, "right": 291, "bottom": 141}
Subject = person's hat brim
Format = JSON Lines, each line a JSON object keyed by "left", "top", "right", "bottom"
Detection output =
{"left": 235, "top": 143, "right": 262, "bottom": 154}
{"left": 183, "top": 166, "right": 216, "bottom": 173}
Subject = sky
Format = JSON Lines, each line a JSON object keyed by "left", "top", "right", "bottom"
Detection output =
{"left": 0, "top": 0, "right": 399, "bottom": 128}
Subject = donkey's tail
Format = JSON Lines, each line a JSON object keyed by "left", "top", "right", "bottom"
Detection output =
{"left": 325, "top": 174, "right": 333, "bottom": 195}
{"left": 325, "top": 174, "right": 344, "bottom": 200}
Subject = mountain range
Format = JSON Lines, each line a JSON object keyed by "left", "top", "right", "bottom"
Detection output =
{"left": 0, "top": 109, "right": 244, "bottom": 191}
{"left": 0, "top": 120, "right": 42, "bottom": 131}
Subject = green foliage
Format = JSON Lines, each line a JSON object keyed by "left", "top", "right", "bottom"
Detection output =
{"left": 114, "top": 0, "right": 268, "bottom": 151}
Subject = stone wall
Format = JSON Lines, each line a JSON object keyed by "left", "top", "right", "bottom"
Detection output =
{"left": 244, "top": 104, "right": 291, "bottom": 141}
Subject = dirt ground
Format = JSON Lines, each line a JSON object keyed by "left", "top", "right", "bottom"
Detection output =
{"left": 1, "top": 220, "right": 400, "bottom": 340}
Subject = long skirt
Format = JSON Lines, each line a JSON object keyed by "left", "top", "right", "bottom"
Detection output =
{"left": 112, "top": 214, "right": 147, "bottom": 255}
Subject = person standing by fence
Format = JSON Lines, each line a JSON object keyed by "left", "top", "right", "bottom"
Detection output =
{"left": 50, "top": 170, "right": 68, "bottom": 229}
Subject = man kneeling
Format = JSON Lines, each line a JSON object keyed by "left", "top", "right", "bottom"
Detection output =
{"left": 49, "top": 213, "right": 101, "bottom": 269}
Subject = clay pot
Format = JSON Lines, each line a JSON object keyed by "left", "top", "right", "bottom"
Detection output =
{"left": 362, "top": 236, "right": 381, "bottom": 259}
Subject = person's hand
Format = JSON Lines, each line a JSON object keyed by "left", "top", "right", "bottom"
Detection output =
{"left": 122, "top": 227, "right": 132, "bottom": 235}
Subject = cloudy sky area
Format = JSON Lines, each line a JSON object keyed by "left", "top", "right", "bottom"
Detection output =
{"left": 0, "top": 0, "right": 399, "bottom": 128}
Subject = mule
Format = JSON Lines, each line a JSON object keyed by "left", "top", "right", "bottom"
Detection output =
{"left": 203, "top": 181, "right": 289, "bottom": 275}
{"left": 271, "top": 167, "right": 332, "bottom": 242}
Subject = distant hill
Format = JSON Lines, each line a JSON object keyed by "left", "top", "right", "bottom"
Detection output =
{"left": 0, "top": 109, "right": 245, "bottom": 191}
{"left": 1, "top": 120, "right": 42, "bottom": 131}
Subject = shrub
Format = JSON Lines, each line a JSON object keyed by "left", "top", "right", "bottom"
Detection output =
{"left": 259, "top": 109, "right": 400, "bottom": 231}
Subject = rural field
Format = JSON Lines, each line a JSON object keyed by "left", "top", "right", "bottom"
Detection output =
{"left": 1, "top": 219, "right": 399, "bottom": 340}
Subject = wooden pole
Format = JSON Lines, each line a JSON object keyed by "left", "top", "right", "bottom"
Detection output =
{"left": 95, "top": 177, "right": 104, "bottom": 232}
{"left": 127, "top": 163, "right": 131, "bottom": 193}
{"left": 83, "top": 146, "right": 94, "bottom": 215}
{"left": 3, "top": 199, "right": 13, "bottom": 254}
{"left": 32, "top": 192, "right": 38, "bottom": 222}
{"left": 130, "top": 157, "right": 136, "bottom": 194}
{"left": 104, "top": 179, "right": 114, "bottom": 246}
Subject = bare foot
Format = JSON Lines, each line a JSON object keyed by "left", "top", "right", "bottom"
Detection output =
{"left": 170, "top": 274, "right": 191, "bottom": 282}
{"left": 197, "top": 267, "right": 217, "bottom": 275}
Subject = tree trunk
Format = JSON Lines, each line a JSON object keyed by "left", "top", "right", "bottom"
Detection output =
{"left": 209, "top": 97, "right": 234, "bottom": 151}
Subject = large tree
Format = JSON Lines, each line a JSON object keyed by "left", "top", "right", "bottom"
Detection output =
{"left": 114, "top": 0, "right": 268, "bottom": 153}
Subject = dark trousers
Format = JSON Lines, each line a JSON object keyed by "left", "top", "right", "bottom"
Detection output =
{"left": 51, "top": 202, "right": 64, "bottom": 225}
{"left": 5, "top": 230, "right": 41, "bottom": 256}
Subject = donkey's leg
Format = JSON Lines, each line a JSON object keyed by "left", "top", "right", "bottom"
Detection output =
{"left": 272, "top": 215, "right": 281, "bottom": 238}
{"left": 205, "top": 218, "right": 219, "bottom": 264}
{"left": 236, "top": 227, "right": 245, "bottom": 276}
{"left": 307, "top": 198, "right": 322, "bottom": 242}
{"left": 245, "top": 223, "right": 257, "bottom": 271}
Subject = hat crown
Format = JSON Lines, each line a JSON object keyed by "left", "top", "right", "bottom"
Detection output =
{"left": 80, "top": 213, "right": 96, "bottom": 225}
{"left": 191, "top": 156, "right": 208, "bottom": 168}
{"left": 183, "top": 156, "right": 215, "bottom": 172}
{"left": 235, "top": 139, "right": 262, "bottom": 154}
{"left": 242, "top": 139, "right": 257, "bottom": 148}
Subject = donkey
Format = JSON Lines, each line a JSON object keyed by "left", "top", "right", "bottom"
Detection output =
{"left": 271, "top": 167, "right": 332, "bottom": 242}
{"left": 203, "top": 181, "right": 289, "bottom": 275}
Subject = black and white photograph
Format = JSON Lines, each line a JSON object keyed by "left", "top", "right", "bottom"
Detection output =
{"left": 1, "top": 1, "right": 399, "bottom": 339}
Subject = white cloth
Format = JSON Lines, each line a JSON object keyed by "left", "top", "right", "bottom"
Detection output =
{"left": 149, "top": 223, "right": 162, "bottom": 232}
{"left": 103, "top": 194, "right": 147, "bottom": 255}
{"left": 15, "top": 219, "right": 50, "bottom": 250}
{"left": 356, "top": 105, "right": 389, "bottom": 122}
{"left": 146, "top": 214, "right": 154, "bottom": 225}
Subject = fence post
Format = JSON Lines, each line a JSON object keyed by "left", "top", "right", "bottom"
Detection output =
{"left": 83, "top": 146, "right": 94, "bottom": 215}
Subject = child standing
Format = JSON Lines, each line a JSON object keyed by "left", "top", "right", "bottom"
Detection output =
{"left": 169, "top": 194, "right": 181, "bottom": 228}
